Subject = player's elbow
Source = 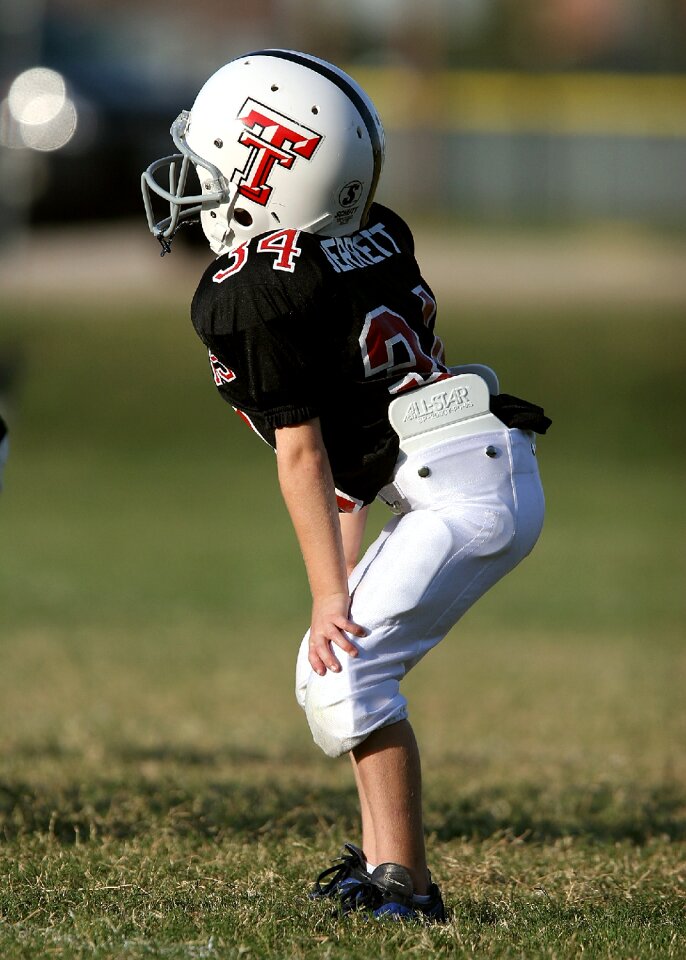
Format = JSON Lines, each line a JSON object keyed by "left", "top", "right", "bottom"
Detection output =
{"left": 276, "top": 440, "right": 327, "bottom": 481}
{"left": 275, "top": 420, "right": 327, "bottom": 473}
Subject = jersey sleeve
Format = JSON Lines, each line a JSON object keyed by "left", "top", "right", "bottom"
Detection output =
{"left": 207, "top": 315, "right": 320, "bottom": 428}
{"left": 192, "top": 258, "right": 327, "bottom": 429}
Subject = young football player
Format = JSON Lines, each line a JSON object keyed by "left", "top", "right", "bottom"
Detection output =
{"left": 142, "top": 49, "right": 549, "bottom": 922}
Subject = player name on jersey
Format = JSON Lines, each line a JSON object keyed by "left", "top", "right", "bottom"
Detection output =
{"left": 319, "top": 223, "right": 401, "bottom": 273}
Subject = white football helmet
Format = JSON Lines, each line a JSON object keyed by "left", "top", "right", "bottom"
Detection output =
{"left": 141, "top": 49, "right": 385, "bottom": 256}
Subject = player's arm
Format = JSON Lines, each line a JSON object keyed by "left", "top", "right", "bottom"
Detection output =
{"left": 340, "top": 507, "right": 369, "bottom": 578}
{"left": 275, "top": 418, "right": 366, "bottom": 676}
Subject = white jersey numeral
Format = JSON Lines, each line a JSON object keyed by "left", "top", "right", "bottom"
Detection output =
{"left": 358, "top": 286, "right": 448, "bottom": 393}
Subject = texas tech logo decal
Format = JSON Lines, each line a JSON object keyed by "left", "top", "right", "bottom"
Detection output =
{"left": 232, "top": 98, "right": 323, "bottom": 206}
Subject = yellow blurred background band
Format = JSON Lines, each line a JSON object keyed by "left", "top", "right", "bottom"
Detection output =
{"left": 354, "top": 69, "right": 686, "bottom": 137}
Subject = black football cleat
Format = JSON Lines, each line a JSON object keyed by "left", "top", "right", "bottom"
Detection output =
{"left": 340, "top": 862, "right": 447, "bottom": 922}
{"left": 309, "top": 843, "right": 369, "bottom": 901}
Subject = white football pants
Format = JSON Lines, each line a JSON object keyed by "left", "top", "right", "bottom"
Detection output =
{"left": 295, "top": 427, "right": 545, "bottom": 758}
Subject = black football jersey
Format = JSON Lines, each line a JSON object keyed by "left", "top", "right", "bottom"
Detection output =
{"left": 191, "top": 203, "right": 450, "bottom": 510}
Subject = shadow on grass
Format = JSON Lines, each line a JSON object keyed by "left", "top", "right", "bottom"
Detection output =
{"left": 1, "top": 772, "right": 684, "bottom": 846}
{"left": 427, "top": 781, "right": 686, "bottom": 846}
{"left": 9, "top": 740, "right": 276, "bottom": 768}
{"left": 0, "top": 777, "right": 359, "bottom": 844}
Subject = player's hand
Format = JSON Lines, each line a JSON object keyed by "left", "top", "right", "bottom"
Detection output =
{"left": 308, "top": 592, "right": 366, "bottom": 676}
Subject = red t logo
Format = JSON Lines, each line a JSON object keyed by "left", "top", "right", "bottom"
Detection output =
{"left": 232, "top": 98, "right": 323, "bottom": 206}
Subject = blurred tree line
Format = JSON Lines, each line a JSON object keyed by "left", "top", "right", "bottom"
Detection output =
{"left": 12, "top": 0, "right": 686, "bottom": 76}
{"left": 289, "top": 0, "right": 686, "bottom": 73}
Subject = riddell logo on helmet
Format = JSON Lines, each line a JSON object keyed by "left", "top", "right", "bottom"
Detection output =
{"left": 232, "top": 98, "right": 323, "bottom": 206}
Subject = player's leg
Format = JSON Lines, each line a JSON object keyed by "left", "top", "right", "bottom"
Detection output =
{"left": 350, "top": 752, "right": 376, "bottom": 865}
{"left": 350, "top": 718, "right": 428, "bottom": 894}
{"left": 298, "top": 428, "right": 544, "bottom": 914}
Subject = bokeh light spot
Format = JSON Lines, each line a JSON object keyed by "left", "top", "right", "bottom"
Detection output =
{"left": 8, "top": 67, "right": 66, "bottom": 125}
{"left": 4, "top": 67, "right": 78, "bottom": 151}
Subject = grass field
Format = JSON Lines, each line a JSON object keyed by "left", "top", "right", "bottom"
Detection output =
{"left": 0, "top": 288, "right": 684, "bottom": 959}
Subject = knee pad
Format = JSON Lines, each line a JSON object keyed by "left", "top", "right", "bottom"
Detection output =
{"left": 304, "top": 680, "right": 359, "bottom": 758}
{"left": 295, "top": 632, "right": 369, "bottom": 756}
{"left": 304, "top": 675, "right": 408, "bottom": 759}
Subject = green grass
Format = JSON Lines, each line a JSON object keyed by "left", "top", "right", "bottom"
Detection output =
{"left": 0, "top": 297, "right": 684, "bottom": 958}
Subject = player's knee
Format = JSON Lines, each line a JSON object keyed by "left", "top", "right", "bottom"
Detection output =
{"left": 304, "top": 678, "right": 408, "bottom": 759}
{"left": 304, "top": 683, "right": 358, "bottom": 757}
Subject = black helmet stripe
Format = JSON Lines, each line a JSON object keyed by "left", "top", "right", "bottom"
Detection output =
{"left": 243, "top": 49, "right": 383, "bottom": 225}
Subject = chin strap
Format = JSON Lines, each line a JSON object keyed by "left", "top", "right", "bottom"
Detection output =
{"left": 155, "top": 216, "right": 200, "bottom": 257}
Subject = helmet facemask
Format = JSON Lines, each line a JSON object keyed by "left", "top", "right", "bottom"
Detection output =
{"left": 141, "top": 111, "right": 237, "bottom": 255}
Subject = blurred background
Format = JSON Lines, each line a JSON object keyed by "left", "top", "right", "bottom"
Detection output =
{"left": 0, "top": 0, "right": 685, "bottom": 310}
{"left": 2, "top": 0, "right": 686, "bottom": 234}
